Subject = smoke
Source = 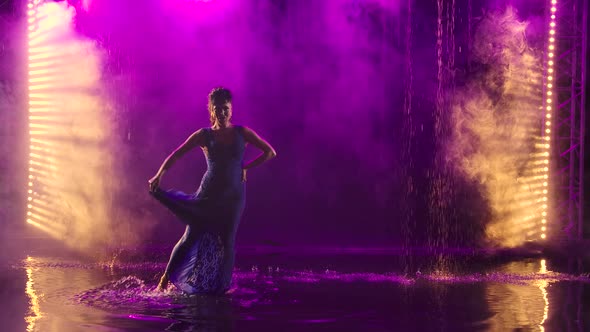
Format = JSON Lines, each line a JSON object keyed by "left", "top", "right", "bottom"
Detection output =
{"left": 70, "top": 0, "right": 409, "bottom": 246}
{"left": 6, "top": 0, "right": 555, "bottom": 251}
{"left": 448, "top": 6, "right": 546, "bottom": 248}
{"left": 25, "top": 2, "right": 148, "bottom": 253}
{"left": 12, "top": 0, "right": 552, "bottom": 251}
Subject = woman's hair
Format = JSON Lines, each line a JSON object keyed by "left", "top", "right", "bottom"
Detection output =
{"left": 208, "top": 87, "right": 232, "bottom": 125}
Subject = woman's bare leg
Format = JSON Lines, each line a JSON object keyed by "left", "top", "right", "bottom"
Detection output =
{"left": 157, "top": 272, "right": 169, "bottom": 291}
{"left": 157, "top": 225, "right": 193, "bottom": 291}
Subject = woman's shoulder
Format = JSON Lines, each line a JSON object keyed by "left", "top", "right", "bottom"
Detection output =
{"left": 234, "top": 124, "right": 255, "bottom": 131}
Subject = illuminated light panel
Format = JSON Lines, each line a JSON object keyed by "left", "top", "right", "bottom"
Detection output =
{"left": 29, "top": 115, "right": 64, "bottom": 121}
{"left": 28, "top": 198, "right": 55, "bottom": 211}
{"left": 28, "top": 53, "right": 65, "bottom": 61}
{"left": 28, "top": 46, "right": 53, "bottom": 53}
{"left": 28, "top": 166, "right": 57, "bottom": 177}
{"left": 29, "top": 84, "right": 58, "bottom": 91}
{"left": 29, "top": 76, "right": 63, "bottom": 84}
{"left": 29, "top": 60, "right": 59, "bottom": 68}
{"left": 25, "top": 0, "right": 114, "bottom": 249}
{"left": 28, "top": 210, "right": 56, "bottom": 223}
{"left": 28, "top": 93, "right": 55, "bottom": 99}
{"left": 29, "top": 153, "right": 58, "bottom": 164}
{"left": 29, "top": 68, "right": 59, "bottom": 76}
{"left": 30, "top": 139, "right": 58, "bottom": 148}
{"left": 28, "top": 99, "right": 56, "bottom": 105}
{"left": 29, "top": 123, "right": 61, "bottom": 129}
{"left": 30, "top": 205, "right": 62, "bottom": 217}
{"left": 541, "top": 0, "right": 554, "bottom": 241}
{"left": 28, "top": 107, "right": 59, "bottom": 113}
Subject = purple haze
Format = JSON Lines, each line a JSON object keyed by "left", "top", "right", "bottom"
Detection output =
{"left": 64, "top": 0, "right": 548, "bottom": 249}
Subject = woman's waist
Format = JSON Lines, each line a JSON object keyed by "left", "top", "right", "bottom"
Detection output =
{"left": 195, "top": 181, "right": 244, "bottom": 200}
{"left": 199, "top": 172, "right": 243, "bottom": 188}
{"left": 203, "top": 166, "right": 242, "bottom": 180}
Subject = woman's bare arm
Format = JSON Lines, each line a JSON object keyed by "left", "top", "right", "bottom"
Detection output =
{"left": 149, "top": 129, "right": 206, "bottom": 191}
{"left": 241, "top": 126, "right": 276, "bottom": 171}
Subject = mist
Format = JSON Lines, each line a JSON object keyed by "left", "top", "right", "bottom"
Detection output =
{"left": 72, "top": 0, "right": 411, "bottom": 248}
{"left": 1, "top": 0, "right": 555, "bottom": 254}
{"left": 448, "top": 6, "right": 547, "bottom": 247}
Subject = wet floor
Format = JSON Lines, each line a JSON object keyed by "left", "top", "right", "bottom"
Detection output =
{"left": 1, "top": 233, "right": 589, "bottom": 332}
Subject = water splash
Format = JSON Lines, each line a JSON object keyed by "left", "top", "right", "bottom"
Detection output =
{"left": 74, "top": 276, "right": 183, "bottom": 311}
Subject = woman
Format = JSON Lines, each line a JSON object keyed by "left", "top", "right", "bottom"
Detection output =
{"left": 148, "top": 87, "right": 276, "bottom": 294}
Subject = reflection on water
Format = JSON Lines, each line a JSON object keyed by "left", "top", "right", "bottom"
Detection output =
{"left": 25, "top": 258, "right": 42, "bottom": 332}
{"left": 484, "top": 260, "right": 550, "bottom": 332}
{"left": 538, "top": 259, "right": 549, "bottom": 332}
{"left": 7, "top": 253, "right": 589, "bottom": 331}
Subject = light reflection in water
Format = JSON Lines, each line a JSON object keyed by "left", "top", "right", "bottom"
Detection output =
{"left": 16, "top": 253, "right": 587, "bottom": 332}
{"left": 485, "top": 259, "right": 552, "bottom": 332}
{"left": 25, "top": 257, "right": 42, "bottom": 332}
{"left": 537, "top": 259, "right": 549, "bottom": 332}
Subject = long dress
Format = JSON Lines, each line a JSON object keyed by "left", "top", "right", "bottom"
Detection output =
{"left": 150, "top": 126, "right": 246, "bottom": 294}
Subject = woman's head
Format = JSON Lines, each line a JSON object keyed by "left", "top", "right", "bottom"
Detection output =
{"left": 208, "top": 87, "right": 233, "bottom": 128}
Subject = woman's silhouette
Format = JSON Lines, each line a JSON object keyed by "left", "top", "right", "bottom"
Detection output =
{"left": 148, "top": 87, "right": 276, "bottom": 294}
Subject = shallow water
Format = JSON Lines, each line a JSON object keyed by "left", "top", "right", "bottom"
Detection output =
{"left": 1, "top": 235, "right": 589, "bottom": 332}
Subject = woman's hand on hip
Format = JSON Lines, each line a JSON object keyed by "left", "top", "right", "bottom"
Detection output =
{"left": 148, "top": 174, "right": 161, "bottom": 192}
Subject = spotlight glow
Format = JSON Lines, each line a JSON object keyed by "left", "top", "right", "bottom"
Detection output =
{"left": 25, "top": 0, "right": 116, "bottom": 250}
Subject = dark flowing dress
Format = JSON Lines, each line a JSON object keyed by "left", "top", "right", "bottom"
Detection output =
{"left": 150, "top": 126, "right": 246, "bottom": 294}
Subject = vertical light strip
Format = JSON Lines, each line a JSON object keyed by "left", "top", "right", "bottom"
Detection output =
{"left": 24, "top": 0, "right": 115, "bottom": 249}
{"left": 26, "top": 0, "right": 38, "bottom": 228}
{"left": 25, "top": 0, "right": 62, "bottom": 236}
{"left": 541, "top": 0, "right": 557, "bottom": 240}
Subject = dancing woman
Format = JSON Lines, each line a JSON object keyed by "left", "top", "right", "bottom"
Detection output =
{"left": 148, "top": 87, "right": 276, "bottom": 294}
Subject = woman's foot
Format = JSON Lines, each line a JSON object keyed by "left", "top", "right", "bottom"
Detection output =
{"left": 157, "top": 273, "right": 169, "bottom": 291}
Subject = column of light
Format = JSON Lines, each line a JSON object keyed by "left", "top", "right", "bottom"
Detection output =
{"left": 541, "top": 0, "right": 557, "bottom": 240}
